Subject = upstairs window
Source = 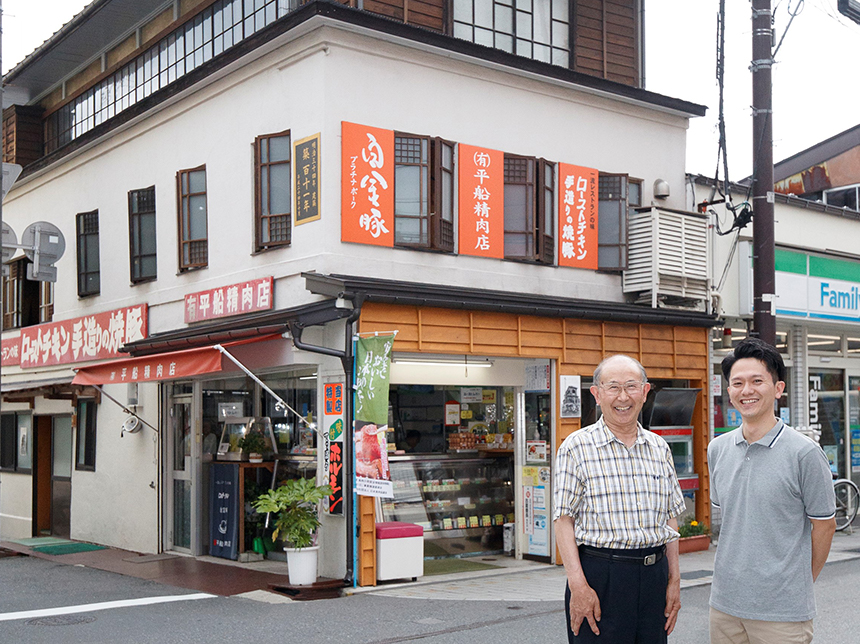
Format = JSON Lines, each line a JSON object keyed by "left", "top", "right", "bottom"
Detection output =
{"left": 824, "top": 184, "right": 859, "bottom": 211}
{"left": 177, "top": 166, "right": 208, "bottom": 271}
{"left": 597, "top": 173, "right": 630, "bottom": 271}
{"left": 129, "top": 186, "right": 157, "bottom": 283}
{"left": 503, "top": 155, "right": 554, "bottom": 263}
{"left": 75, "top": 400, "right": 97, "bottom": 471}
{"left": 76, "top": 210, "right": 100, "bottom": 296}
{"left": 394, "top": 134, "right": 455, "bottom": 252}
{"left": 255, "top": 131, "right": 291, "bottom": 251}
{"left": 452, "top": 0, "right": 570, "bottom": 67}
{"left": 2, "top": 258, "right": 40, "bottom": 329}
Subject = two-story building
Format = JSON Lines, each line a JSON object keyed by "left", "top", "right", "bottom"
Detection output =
{"left": 2, "top": 0, "right": 716, "bottom": 585}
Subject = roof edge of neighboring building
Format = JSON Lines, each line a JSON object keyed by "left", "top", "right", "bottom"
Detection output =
{"left": 773, "top": 123, "right": 860, "bottom": 183}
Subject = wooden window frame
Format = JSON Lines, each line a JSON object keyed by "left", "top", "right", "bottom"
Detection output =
{"left": 393, "top": 133, "right": 455, "bottom": 253}
{"left": 76, "top": 210, "right": 101, "bottom": 297}
{"left": 75, "top": 400, "right": 97, "bottom": 472}
{"left": 176, "top": 165, "right": 208, "bottom": 271}
{"left": 503, "top": 154, "right": 554, "bottom": 264}
{"left": 129, "top": 186, "right": 158, "bottom": 283}
{"left": 39, "top": 281, "right": 54, "bottom": 323}
{"left": 254, "top": 130, "right": 292, "bottom": 252}
{"left": 597, "top": 172, "right": 629, "bottom": 271}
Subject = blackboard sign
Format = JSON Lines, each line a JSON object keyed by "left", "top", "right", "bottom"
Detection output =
{"left": 294, "top": 133, "right": 320, "bottom": 225}
{"left": 209, "top": 463, "right": 239, "bottom": 560}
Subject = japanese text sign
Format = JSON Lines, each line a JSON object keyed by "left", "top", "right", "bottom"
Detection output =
{"left": 558, "top": 163, "right": 598, "bottom": 269}
{"left": 341, "top": 122, "right": 394, "bottom": 247}
{"left": 354, "top": 335, "right": 395, "bottom": 499}
{"left": 184, "top": 277, "right": 273, "bottom": 324}
{"left": 295, "top": 133, "right": 321, "bottom": 225}
{"left": 1, "top": 337, "right": 21, "bottom": 366}
{"left": 323, "top": 382, "right": 345, "bottom": 514}
{"left": 458, "top": 144, "right": 504, "bottom": 258}
{"left": 19, "top": 305, "right": 148, "bottom": 368}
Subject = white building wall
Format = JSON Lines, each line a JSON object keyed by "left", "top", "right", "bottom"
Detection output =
{"left": 1, "top": 17, "right": 698, "bottom": 557}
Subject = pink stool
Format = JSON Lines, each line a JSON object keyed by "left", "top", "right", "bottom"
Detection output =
{"left": 376, "top": 522, "right": 424, "bottom": 581}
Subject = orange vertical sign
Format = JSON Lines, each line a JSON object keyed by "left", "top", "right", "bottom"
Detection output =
{"left": 341, "top": 122, "right": 394, "bottom": 247}
{"left": 458, "top": 144, "right": 504, "bottom": 258}
{"left": 558, "top": 163, "right": 598, "bottom": 269}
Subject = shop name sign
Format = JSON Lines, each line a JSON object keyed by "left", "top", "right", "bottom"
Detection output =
{"left": 774, "top": 249, "right": 860, "bottom": 323}
{"left": 17, "top": 305, "right": 148, "bottom": 368}
{"left": 184, "top": 277, "right": 273, "bottom": 323}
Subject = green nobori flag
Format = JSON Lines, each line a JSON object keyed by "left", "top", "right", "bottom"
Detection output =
{"left": 354, "top": 335, "right": 395, "bottom": 425}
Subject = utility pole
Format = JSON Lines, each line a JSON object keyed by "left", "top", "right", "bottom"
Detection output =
{"left": 751, "top": 0, "right": 776, "bottom": 346}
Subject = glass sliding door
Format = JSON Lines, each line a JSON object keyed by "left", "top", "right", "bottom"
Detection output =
{"left": 849, "top": 376, "right": 860, "bottom": 487}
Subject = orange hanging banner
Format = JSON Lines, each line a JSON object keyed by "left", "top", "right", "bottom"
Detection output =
{"left": 558, "top": 163, "right": 599, "bottom": 270}
{"left": 458, "top": 144, "right": 504, "bottom": 259}
{"left": 341, "top": 122, "right": 395, "bottom": 247}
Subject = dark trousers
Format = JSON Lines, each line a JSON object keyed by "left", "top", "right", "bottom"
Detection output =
{"left": 565, "top": 546, "right": 669, "bottom": 644}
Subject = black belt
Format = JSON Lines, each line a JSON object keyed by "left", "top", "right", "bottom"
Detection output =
{"left": 579, "top": 545, "right": 665, "bottom": 566}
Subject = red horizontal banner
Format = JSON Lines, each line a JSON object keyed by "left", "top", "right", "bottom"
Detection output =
{"left": 19, "top": 305, "right": 148, "bottom": 368}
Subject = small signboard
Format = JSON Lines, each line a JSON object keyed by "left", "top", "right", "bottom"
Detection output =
{"left": 294, "top": 133, "right": 321, "bottom": 225}
{"left": 209, "top": 464, "right": 239, "bottom": 560}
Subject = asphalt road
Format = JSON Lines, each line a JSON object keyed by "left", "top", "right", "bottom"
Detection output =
{"left": 1, "top": 555, "right": 858, "bottom": 643}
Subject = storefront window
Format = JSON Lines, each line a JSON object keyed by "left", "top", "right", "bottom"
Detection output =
{"left": 808, "top": 333, "right": 843, "bottom": 354}
{"left": 389, "top": 385, "right": 515, "bottom": 453}
{"left": 810, "top": 369, "right": 845, "bottom": 477}
{"left": 848, "top": 376, "right": 859, "bottom": 487}
{"left": 260, "top": 371, "right": 317, "bottom": 455}
{"left": 848, "top": 337, "right": 860, "bottom": 355}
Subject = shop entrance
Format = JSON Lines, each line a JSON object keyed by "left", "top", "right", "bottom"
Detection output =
{"left": 165, "top": 384, "right": 200, "bottom": 554}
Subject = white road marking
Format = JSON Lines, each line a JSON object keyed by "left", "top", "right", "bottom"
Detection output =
{"left": 0, "top": 592, "right": 217, "bottom": 622}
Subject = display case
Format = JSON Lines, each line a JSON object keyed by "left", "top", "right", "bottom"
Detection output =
{"left": 381, "top": 455, "right": 515, "bottom": 557}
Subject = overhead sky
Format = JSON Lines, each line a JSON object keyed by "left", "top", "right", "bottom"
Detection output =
{"left": 3, "top": 0, "right": 859, "bottom": 180}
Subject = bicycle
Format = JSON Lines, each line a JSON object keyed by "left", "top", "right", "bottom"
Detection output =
{"left": 833, "top": 477, "right": 860, "bottom": 532}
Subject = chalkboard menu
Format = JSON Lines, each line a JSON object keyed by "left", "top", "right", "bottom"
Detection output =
{"left": 210, "top": 463, "right": 239, "bottom": 560}
{"left": 294, "top": 133, "right": 320, "bottom": 225}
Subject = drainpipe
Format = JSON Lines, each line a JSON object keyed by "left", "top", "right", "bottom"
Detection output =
{"left": 288, "top": 294, "right": 363, "bottom": 586}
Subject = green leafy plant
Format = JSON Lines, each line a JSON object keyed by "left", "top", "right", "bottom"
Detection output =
{"left": 238, "top": 429, "right": 268, "bottom": 455}
{"left": 252, "top": 478, "right": 333, "bottom": 549}
{"left": 678, "top": 518, "right": 709, "bottom": 538}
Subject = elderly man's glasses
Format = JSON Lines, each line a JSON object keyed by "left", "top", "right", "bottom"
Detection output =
{"left": 599, "top": 381, "right": 646, "bottom": 395}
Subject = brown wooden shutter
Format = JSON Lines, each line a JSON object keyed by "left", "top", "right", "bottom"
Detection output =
{"left": 536, "top": 159, "right": 555, "bottom": 264}
{"left": 362, "top": 0, "right": 445, "bottom": 32}
{"left": 431, "top": 138, "right": 455, "bottom": 252}
{"left": 573, "top": 0, "right": 640, "bottom": 87}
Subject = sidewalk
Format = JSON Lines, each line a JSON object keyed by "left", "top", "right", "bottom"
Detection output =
{"left": 351, "top": 527, "right": 860, "bottom": 602}
{"left": 4, "top": 528, "right": 859, "bottom": 603}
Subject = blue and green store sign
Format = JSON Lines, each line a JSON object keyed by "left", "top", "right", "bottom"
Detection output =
{"left": 775, "top": 249, "right": 860, "bottom": 323}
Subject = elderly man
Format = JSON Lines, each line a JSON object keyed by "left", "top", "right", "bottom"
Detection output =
{"left": 554, "top": 355, "right": 684, "bottom": 643}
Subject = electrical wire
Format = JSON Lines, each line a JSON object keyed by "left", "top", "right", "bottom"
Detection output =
{"left": 773, "top": 0, "right": 805, "bottom": 58}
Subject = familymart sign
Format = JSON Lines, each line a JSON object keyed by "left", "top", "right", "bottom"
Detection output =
{"left": 775, "top": 249, "right": 860, "bottom": 323}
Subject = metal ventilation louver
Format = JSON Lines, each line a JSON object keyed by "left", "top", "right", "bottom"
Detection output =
{"left": 623, "top": 208, "right": 710, "bottom": 310}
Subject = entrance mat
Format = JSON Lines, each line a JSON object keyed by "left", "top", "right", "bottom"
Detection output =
{"left": 30, "top": 542, "right": 107, "bottom": 556}
{"left": 123, "top": 553, "right": 180, "bottom": 563}
{"left": 8, "top": 537, "right": 71, "bottom": 546}
{"left": 423, "top": 558, "right": 502, "bottom": 576}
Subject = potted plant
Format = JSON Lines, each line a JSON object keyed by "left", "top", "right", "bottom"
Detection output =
{"left": 238, "top": 428, "right": 268, "bottom": 463}
{"left": 677, "top": 517, "right": 710, "bottom": 554}
{"left": 253, "top": 477, "right": 333, "bottom": 585}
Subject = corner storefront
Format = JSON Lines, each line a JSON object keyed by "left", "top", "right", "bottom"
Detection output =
{"left": 311, "top": 273, "right": 716, "bottom": 584}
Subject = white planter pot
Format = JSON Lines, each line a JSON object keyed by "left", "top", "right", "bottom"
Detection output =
{"left": 285, "top": 545, "right": 319, "bottom": 585}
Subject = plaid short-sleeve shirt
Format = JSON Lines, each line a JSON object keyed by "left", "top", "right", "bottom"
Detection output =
{"left": 553, "top": 418, "right": 685, "bottom": 549}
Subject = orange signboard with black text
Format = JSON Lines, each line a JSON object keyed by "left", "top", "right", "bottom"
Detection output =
{"left": 458, "top": 144, "right": 504, "bottom": 258}
{"left": 341, "top": 122, "right": 394, "bottom": 247}
{"left": 558, "top": 163, "right": 598, "bottom": 270}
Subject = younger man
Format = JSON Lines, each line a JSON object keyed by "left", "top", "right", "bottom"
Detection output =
{"left": 708, "top": 338, "right": 836, "bottom": 643}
